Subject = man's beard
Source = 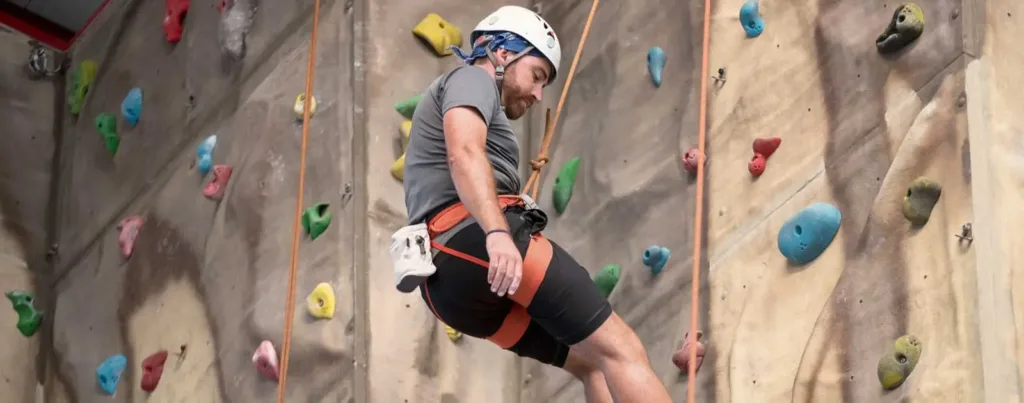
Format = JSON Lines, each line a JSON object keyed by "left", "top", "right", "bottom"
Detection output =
{"left": 501, "top": 80, "right": 529, "bottom": 120}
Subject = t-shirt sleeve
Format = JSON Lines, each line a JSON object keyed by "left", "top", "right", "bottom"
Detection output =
{"left": 439, "top": 66, "right": 499, "bottom": 127}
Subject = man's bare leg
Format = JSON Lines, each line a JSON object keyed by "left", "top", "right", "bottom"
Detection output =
{"left": 563, "top": 350, "right": 613, "bottom": 403}
{"left": 571, "top": 313, "right": 672, "bottom": 403}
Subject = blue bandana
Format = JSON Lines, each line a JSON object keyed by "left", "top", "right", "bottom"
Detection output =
{"left": 449, "top": 32, "right": 546, "bottom": 65}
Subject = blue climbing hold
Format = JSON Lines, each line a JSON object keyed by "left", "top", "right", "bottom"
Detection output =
{"left": 777, "top": 202, "right": 842, "bottom": 265}
{"left": 739, "top": 0, "right": 765, "bottom": 38}
{"left": 196, "top": 135, "right": 217, "bottom": 175}
{"left": 642, "top": 245, "right": 670, "bottom": 274}
{"left": 121, "top": 87, "right": 143, "bottom": 127}
{"left": 96, "top": 354, "right": 127, "bottom": 395}
{"left": 646, "top": 47, "right": 666, "bottom": 88}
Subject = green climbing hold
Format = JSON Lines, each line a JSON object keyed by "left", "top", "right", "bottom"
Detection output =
{"left": 68, "top": 60, "right": 98, "bottom": 116}
{"left": 6, "top": 291, "right": 42, "bottom": 337}
{"left": 594, "top": 264, "right": 620, "bottom": 298}
{"left": 395, "top": 94, "right": 424, "bottom": 119}
{"left": 552, "top": 157, "right": 581, "bottom": 214}
{"left": 902, "top": 177, "right": 941, "bottom": 226}
{"left": 301, "top": 202, "right": 332, "bottom": 240}
{"left": 877, "top": 334, "right": 922, "bottom": 390}
{"left": 95, "top": 113, "right": 119, "bottom": 155}
{"left": 876, "top": 3, "right": 925, "bottom": 54}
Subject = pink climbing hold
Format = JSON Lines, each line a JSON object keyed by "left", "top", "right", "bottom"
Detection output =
{"left": 672, "top": 331, "right": 706, "bottom": 374}
{"left": 748, "top": 153, "right": 766, "bottom": 177}
{"left": 252, "top": 340, "right": 280, "bottom": 382}
{"left": 752, "top": 137, "right": 781, "bottom": 158}
{"left": 203, "top": 165, "right": 233, "bottom": 201}
{"left": 164, "top": 0, "right": 190, "bottom": 43}
{"left": 116, "top": 216, "right": 144, "bottom": 258}
{"left": 683, "top": 148, "right": 706, "bottom": 173}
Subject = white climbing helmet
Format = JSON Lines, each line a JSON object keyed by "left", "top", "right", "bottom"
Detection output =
{"left": 471, "top": 5, "right": 562, "bottom": 83}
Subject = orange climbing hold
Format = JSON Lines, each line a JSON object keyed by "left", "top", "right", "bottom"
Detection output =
{"left": 672, "top": 330, "right": 706, "bottom": 374}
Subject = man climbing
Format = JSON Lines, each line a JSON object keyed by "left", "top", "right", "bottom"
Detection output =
{"left": 389, "top": 5, "right": 673, "bottom": 403}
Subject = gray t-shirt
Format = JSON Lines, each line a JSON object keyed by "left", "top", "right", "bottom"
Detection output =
{"left": 403, "top": 65, "right": 521, "bottom": 224}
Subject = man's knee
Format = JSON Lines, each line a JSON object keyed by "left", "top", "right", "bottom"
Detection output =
{"left": 570, "top": 312, "right": 649, "bottom": 366}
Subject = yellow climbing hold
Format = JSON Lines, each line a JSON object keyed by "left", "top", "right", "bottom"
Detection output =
{"left": 445, "top": 325, "right": 462, "bottom": 342}
{"left": 294, "top": 93, "right": 318, "bottom": 120}
{"left": 412, "top": 13, "right": 462, "bottom": 57}
{"left": 876, "top": 334, "right": 922, "bottom": 390}
{"left": 391, "top": 121, "right": 412, "bottom": 181}
{"left": 305, "top": 282, "right": 335, "bottom": 319}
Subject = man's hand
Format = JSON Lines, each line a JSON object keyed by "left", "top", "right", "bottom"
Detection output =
{"left": 485, "top": 231, "right": 522, "bottom": 297}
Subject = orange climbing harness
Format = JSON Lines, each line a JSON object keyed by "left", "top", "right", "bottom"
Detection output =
{"left": 277, "top": 0, "right": 321, "bottom": 400}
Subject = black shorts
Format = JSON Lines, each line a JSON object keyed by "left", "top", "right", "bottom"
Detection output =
{"left": 419, "top": 206, "right": 613, "bottom": 367}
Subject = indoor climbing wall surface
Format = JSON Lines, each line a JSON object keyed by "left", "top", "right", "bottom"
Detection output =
{"left": 0, "top": 30, "right": 57, "bottom": 403}
{"left": 362, "top": 1, "right": 540, "bottom": 402}
{"left": 45, "top": 0, "right": 359, "bottom": 401}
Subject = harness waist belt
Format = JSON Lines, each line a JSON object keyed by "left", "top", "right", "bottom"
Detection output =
{"left": 427, "top": 195, "right": 524, "bottom": 238}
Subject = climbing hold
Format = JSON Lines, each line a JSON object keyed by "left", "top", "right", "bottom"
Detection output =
{"left": 876, "top": 3, "right": 925, "bottom": 54}
{"left": 203, "top": 165, "right": 233, "bottom": 201}
{"left": 294, "top": 93, "right": 318, "bottom": 120}
{"left": 902, "top": 177, "right": 941, "bottom": 226}
{"left": 445, "top": 325, "right": 462, "bottom": 343}
{"left": 594, "top": 264, "right": 620, "bottom": 298}
{"left": 5, "top": 291, "right": 42, "bottom": 337}
{"left": 411, "top": 13, "right": 463, "bottom": 57}
{"left": 739, "top": 0, "right": 765, "bottom": 38}
{"left": 218, "top": 0, "right": 253, "bottom": 59}
{"left": 196, "top": 135, "right": 217, "bottom": 175}
{"left": 877, "top": 334, "right": 922, "bottom": 390}
{"left": 140, "top": 350, "right": 168, "bottom": 392}
{"left": 748, "top": 153, "right": 766, "bottom": 177}
{"left": 164, "top": 0, "right": 190, "bottom": 43}
{"left": 68, "top": 60, "right": 97, "bottom": 116}
{"left": 395, "top": 94, "right": 424, "bottom": 119}
{"left": 301, "top": 202, "right": 332, "bottom": 240}
{"left": 391, "top": 121, "right": 412, "bottom": 181}
{"left": 253, "top": 340, "right": 280, "bottom": 382}
{"left": 647, "top": 46, "right": 666, "bottom": 88}
{"left": 777, "top": 202, "right": 842, "bottom": 265}
{"left": 683, "top": 148, "right": 705, "bottom": 173}
{"left": 95, "top": 113, "right": 119, "bottom": 156}
{"left": 96, "top": 354, "right": 127, "bottom": 395}
{"left": 553, "top": 157, "right": 581, "bottom": 214}
{"left": 116, "top": 216, "right": 144, "bottom": 259}
{"left": 672, "top": 331, "right": 706, "bottom": 373}
{"left": 305, "top": 282, "right": 336, "bottom": 319}
{"left": 752, "top": 137, "right": 782, "bottom": 158}
{"left": 642, "top": 245, "right": 670, "bottom": 275}
{"left": 121, "top": 87, "right": 143, "bottom": 127}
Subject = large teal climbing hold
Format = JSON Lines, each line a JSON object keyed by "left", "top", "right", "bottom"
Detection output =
{"left": 96, "top": 354, "right": 127, "bottom": 395}
{"left": 196, "top": 135, "right": 217, "bottom": 175}
{"left": 740, "top": 0, "right": 765, "bottom": 38}
{"left": 302, "top": 202, "right": 332, "bottom": 240}
{"left": 95, "top": 113, "right": 119, "bottom": 156}
{"left": 643, "top": 245, "right": 670, "bottom": 275}
{"left": 395, "top": 94, "right": 424, "bottom": 119}
{"left": 647, "top": 47, "right": 665, "bottom": 87}
{"left": 777, "top": 202, "right": 841, "bottom": 265}
{"left": 5, "top": 291, "right": 42, "bottom": 337}
{"left": 594, "top": 264, "right": 620, "bottom": 298}
{"left": 121, "top": 87, "right": 143, "bottom": 127}
{"left": 552, "top": 157, "right": 581, "bottom": 214}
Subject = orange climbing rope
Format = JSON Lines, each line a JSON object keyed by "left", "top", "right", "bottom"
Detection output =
{"left": 277, "top": 0, "right": 321, "bottom": 400}
{"left": 687, "top": 0, "right": 713, "bottom": 400}
{"left": 522, "top": 0, "right": 600, "bottom": 200}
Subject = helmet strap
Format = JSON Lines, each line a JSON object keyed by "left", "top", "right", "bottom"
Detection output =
{"left": 484, "top": 45, "right": 535, "bottom": 97}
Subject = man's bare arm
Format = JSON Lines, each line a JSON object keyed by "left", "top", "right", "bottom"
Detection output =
{"left": 443, "top": 107, "right": 508, "bottom": 233}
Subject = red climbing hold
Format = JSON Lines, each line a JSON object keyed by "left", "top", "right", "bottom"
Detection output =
{"left": 116, "top": 216, "right": 144, "bottom": 258}
{"left": 683, "top": 148, "right": 706, "bottom": 173}
{"left": 203, "top": 165, "right": 232, "bottom": 201}
{"left": 252, "top": 340, "right": 280, "bottom": 382}
{"left": 672, "top": 331, "right": 706, "bottom": 374}
{"left": 141, "top": 350, "right": 168, "bottom": 392}
{"left": 752, "top": 137, "right": 782, "bottom": 158}
{"left": 748, "top": 153, "right": 766, "bottom": 177}
{"left": 164, "top": 0, "right": 190, "bottom": 43}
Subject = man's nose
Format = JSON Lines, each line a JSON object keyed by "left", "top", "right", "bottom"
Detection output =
{"left": 532, "top": 85, "right": 543, "bottom": 101}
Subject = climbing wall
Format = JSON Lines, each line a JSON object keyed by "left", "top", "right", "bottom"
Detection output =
{"left": 0, "top": 30, "right": 57, "bottom": 403}
{"left": 26, "top": 0, "right": 1022, "bottom": 401}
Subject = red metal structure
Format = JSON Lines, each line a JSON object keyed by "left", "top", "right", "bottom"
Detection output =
{"left": 0, "top": 0, "right": 110, "bottom": 51}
